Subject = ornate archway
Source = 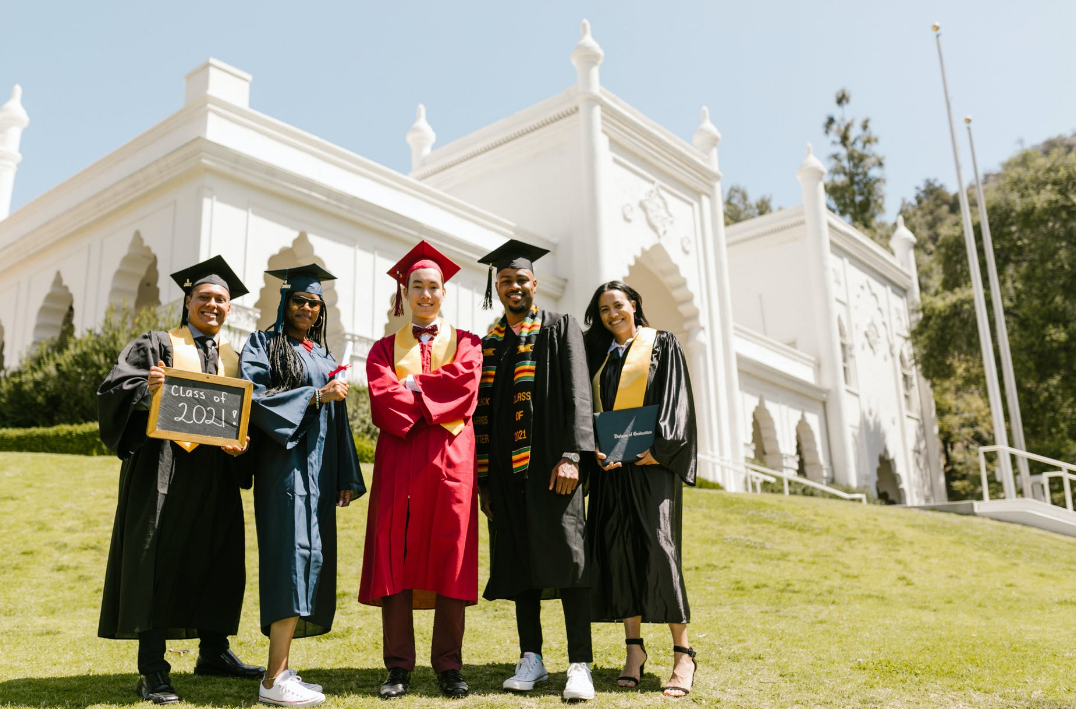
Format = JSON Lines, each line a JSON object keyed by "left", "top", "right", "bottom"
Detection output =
{"left": 255, "top": 232, "right": 345, "bottom": 355}
{"left": 795, "top": 416, "right": 825, "bottom": 483}
{"left": 750, "top": 398, "right": 782, "bottom": 471}
{"left": 32, "top": 271, "right": 74, "bottom": 350}
{"left": 623, "top": 243, "right": 699, "bottom": 344}
{"left": 108, "top": 231, "right": 160, "bottom": 317}
{"left": 875, "top": 453, "right": 905, "bottom": 505}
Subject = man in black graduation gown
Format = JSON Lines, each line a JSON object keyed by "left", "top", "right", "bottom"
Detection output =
{"left": 97, "top": 256, "right": 263, "bottom": 704}
{"left": 473, "top": 240, "right": 596, "bottom": 701}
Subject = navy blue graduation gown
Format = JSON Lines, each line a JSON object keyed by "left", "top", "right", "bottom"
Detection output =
{"left": 240, "top": 331, "right": 365, "bottom": 637}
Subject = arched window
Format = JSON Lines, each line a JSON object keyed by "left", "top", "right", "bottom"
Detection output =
{"left": 901, "top": 350, "right": 917, "bottom": 412}
{"left": 838, "top": 317, "right": 855, "bottom": 387}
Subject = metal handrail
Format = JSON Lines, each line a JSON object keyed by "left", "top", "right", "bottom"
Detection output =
{"left": 978, "top": 445, "right": 1076, "bottom": 512}
{"left": 716, "top": 458, "right": 868, "bottom": 503}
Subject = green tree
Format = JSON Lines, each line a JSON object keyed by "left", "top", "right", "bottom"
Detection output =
{"left": 724, "top": 185, "right": 775, "bottom": 225}
{"left": 906, "top": 135, "right": 1076, "bottom": 499}
{"left": 823, "top": 88, "right": 886, "bottom": 243}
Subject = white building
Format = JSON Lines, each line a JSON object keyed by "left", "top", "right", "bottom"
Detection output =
{"left": 0, "top": 22, "right": 944, "bottom": 502}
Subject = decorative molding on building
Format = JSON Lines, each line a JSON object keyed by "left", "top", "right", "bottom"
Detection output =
{"left": 639, "top": 183, "right": 674, "bottom": 239}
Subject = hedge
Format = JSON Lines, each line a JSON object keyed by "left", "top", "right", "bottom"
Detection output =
{"left": 0, "top": 422, "right": 109, "bottom": 456}
{"left": 354, "top": 435, "right": 376, "bottom": 463}
{"left": 0, "top": 420, "right": 378, "bottom": 464}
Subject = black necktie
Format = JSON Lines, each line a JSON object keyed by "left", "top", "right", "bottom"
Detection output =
{"left": 199, "top": 338, "right": 218, "bottom": 375}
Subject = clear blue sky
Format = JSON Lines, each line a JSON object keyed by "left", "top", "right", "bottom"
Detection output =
{"left": 2, "top": 0, "right": 1074, "bottom": 226}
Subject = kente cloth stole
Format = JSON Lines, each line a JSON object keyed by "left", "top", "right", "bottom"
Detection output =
{"left": 591, "top": 327, "right": 657, "bottom": 413}
{"left": 393, "top": 317, "right": 464, "bottom": 435}
{"left": 167, "top": 327, "right": 239, "bottom": 452}
{"left": 475, "top": 305, "right": 541, "bottom": 479}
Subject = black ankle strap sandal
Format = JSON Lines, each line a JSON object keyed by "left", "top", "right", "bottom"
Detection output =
{"left": 616, "top": 638, "right": 647, "bottom": 688}
{"left": 663, "top": 646, "right": 698, "bottom": 698}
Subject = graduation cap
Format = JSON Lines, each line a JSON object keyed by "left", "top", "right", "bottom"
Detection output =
{"left": 477, "top": 239, "right": 550, "bottom": 310}
{"left": 169, "top": 255, "right": 248, "bottom": 325}
{"left": 264, "top": 263, "right": 337, "bottom": 333}
{"left": 387, "top": 240, "right": 461, "bottom": 317}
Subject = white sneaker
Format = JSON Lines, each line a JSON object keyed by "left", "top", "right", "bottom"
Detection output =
{"left": 292, "top": 672, "right": 323, "bottom": 693}
{"left": 259, "top": 669, "right": 326, "bottom": 706}
{"left": 563, "top": 662, "right": 595, "bottom": 701}
{"left": 503, "top": 652, "right": 549, "bottom": 691}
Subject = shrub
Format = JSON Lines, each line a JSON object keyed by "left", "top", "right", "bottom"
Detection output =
{"left": 0, "top": 303, "right": 175, "bottom": 428}
{"left": 0, "top": 422, "right": 109, "bottom": 456}
{"left": 354, "top": 434, "right": 376, "bottom": 464}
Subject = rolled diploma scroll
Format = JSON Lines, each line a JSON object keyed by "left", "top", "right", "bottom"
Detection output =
{"left": 335, "top": 341, "right": 353, "bottom": 380}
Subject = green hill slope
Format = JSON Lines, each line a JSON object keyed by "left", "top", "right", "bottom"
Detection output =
{"left": 1, "top": 452, "right": 1074, "bottom": 708}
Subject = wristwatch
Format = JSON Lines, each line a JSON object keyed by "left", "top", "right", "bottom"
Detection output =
{"left": 561, "top": 452, "right": 581, "bottom": 464}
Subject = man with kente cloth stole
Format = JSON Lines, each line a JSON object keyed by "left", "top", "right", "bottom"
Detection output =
{"left": 97, "top": 256, "right": 263, "bottom": 705}
{"left": 359, "top": 241, "right": 482, "bottom": 700}
{"left": 474, "top": 240, "right": 597, "bottom": 701}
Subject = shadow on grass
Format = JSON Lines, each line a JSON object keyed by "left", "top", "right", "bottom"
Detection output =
{"left": 0, "top": 663, "right": 663, "bottom": 706}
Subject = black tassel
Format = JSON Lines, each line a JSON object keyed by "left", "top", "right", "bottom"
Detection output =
{"left": 393, "top": 274, "right": 405, "bottom": 317}
{"left": 482, "top": 265, "right": 494, "bottom": 310}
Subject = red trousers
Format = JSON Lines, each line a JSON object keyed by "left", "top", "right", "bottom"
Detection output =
{"left": 381, "top": 590, "right": 467, "bottom": 673}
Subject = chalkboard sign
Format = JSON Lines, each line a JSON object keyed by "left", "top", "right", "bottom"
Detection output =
{"left": 146, "top": 368, "right": 253, "bottom": 448}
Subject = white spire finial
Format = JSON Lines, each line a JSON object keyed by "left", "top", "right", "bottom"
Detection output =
{"left": 693, "top": 105, "right": 721, "bottom": 154}
{"left": 797, "top": 142, "right": 827, "bottom": 182}
{"left": 890, "top": 214, "right": 917, "bottom": 251}
{"left": 0, "top": 85, "right": 30, "bottom": 129}
{"left": 406, "top": 103, "right": 437, "bottom": 172}
{"left": 571, "top": 18, "right": 604, "bottom": 93}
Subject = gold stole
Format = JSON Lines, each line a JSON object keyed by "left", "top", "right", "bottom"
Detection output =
{"left": 167, "top": 326, "right": 240, "bottom": 452}
{"left": 394, "top": 318, "right": 464, "bottom": 436}
{"left": 592, "top": 327, "right": 657, "bottom": 412}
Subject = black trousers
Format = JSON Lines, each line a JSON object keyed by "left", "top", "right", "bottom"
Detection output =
{"left": 136, "top": 629, "right": 230, "bottom": 674}
{"left": 515, "top": 588, "right": 592, "bottom": 664}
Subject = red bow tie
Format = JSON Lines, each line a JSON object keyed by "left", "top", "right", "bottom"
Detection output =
{"left": 413, "top": 324, "right": 439, "bottom": 339}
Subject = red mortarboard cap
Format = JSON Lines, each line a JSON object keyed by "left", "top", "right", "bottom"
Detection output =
{"left": 387, "top": 240, "right": 461, "bottom": 316}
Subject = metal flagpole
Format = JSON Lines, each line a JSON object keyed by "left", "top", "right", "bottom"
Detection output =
{"left": 931, "top": 23, "right": 1014, "bottom": 492}
{"left": 965, "top": 116, "right": 1030, "bottom": 495}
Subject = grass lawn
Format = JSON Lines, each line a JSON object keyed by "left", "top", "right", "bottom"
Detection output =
{"left": 1, "top": 452, "right": 1076, "bottom": 708}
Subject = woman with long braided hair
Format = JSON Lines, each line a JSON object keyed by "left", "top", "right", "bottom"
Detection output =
{"left": 239, "top": 264, "right": 366, "bottom": 707}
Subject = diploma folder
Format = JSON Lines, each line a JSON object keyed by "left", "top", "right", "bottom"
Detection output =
{"left": 593, "top": 405, "right": 659, "bottom": 465}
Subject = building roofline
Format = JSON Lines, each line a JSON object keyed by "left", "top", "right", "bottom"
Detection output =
{"left": 0, "top": 95, "right": 559, "bottom": 256}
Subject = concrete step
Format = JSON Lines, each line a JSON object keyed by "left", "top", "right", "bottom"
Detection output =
{"left": 915, "top": 498, "right": 1076, "bottom": 537}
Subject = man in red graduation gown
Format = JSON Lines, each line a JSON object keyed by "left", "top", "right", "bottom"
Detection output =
{"left": 359, "top": 241, "right": 482, "bottom": 699}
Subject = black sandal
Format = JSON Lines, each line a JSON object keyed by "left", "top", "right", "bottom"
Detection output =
{"left": 616, "top": 638, "right": 647, "bottom": 688}
{"left": 663, "top": 645, "right": 697, "bottom": 697}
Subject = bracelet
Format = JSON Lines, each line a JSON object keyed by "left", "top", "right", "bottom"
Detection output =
{"left": 315, "top": 389, "right": 322, "bottom": 409}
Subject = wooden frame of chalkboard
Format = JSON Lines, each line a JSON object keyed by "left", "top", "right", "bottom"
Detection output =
{"left": 146, "top": 368, "right": 254, "bottom": 448}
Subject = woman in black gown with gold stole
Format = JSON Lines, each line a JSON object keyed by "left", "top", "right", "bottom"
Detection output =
{"left": 583, "top": 280, "right": 698, "bottom": 698}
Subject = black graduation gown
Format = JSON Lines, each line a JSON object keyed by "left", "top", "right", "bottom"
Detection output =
{"left": 97, "top": 331, "right": 248, "bottom": 640}
{"left": 586, "top": 330, "right": 696, "bottom": 624}
{"left": 483, "top": 310, "right": 595, "bottom": 601}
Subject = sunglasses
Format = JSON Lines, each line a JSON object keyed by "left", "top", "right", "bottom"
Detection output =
{"left": 290, "top": 295, "right": 323, "bottom": 310}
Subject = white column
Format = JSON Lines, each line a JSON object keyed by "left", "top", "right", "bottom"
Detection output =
{"left": 891, "top": 216, "right": 947, "bottom": 502}
{"left": 0, "top": 85, "right": 30, "bottom": 221}
{"left": 571, "top": 20, "right": 612, "bottom": 306}
{"left": 693, "top": 106, "right": 744, "bottom": 490}
{"left": 406, "top": 104, "right": 436, "bottom": 174}
{"left": 797, "top": 144, "right": 857, "bottom": 486}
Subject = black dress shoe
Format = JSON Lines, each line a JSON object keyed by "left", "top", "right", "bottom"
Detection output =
{"left": 193, "top": 648, "right": 265, "bottom": 678}
{"left": 379, "top": 667, "right": 411, "bottom": 699}
{"left": 136, "top": 671, "right": 180, "bottom": 704}
{"left": 437, "top": 669, "right": 469, "bottom": 698}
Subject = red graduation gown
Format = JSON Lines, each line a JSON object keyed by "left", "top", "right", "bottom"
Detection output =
{"left": 358, "top": 327, "right": 482, "bottom": 608}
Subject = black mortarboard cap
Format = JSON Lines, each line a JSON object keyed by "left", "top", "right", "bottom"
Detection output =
{"left": 476, "top": 239, "right": 550, "bottom": 310}
{"left": 263, "top": 263, "right": 337, "bottom": 333}
{"left": 169, "top": 255, "right": 248, "bottom": 325}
